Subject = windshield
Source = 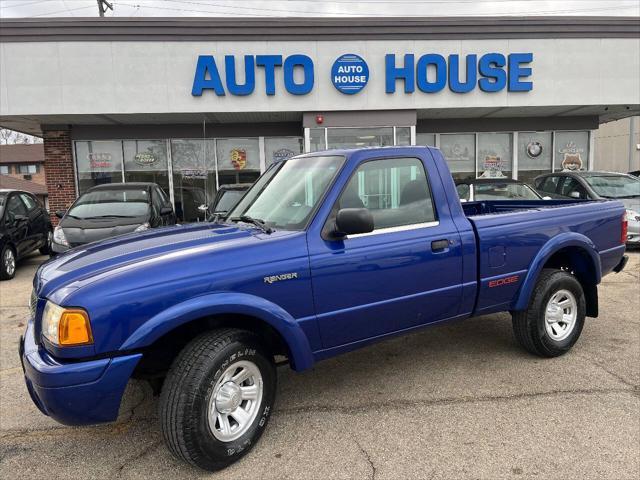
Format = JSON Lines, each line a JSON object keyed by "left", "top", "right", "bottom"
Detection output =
{"left": 474, "top": 182, "right": 541, "bottom": 201}
{"left": 213, "top": 189, "right": 246, "bottom": 213}
{"left": 68, "top": 188, "right": 150, "bottom": 219}
{"left": 583, "top": 175, "right": 640, "bottom": 198}
{"left": 227, "top": 155, "right": 345, "bottom": 230}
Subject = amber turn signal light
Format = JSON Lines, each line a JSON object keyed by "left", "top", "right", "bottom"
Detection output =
{"left": 58, "top": 309, "right": 93, "bottom": 346}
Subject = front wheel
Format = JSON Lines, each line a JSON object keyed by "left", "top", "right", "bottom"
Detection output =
{"left": 0, "top": 245, "right": 16, "bottom": 280}
{"left": 512, "top": 268, "right": 586, "bottom": 357}
{"left": 159, "top": 329, "right": 276, "bottom": 471}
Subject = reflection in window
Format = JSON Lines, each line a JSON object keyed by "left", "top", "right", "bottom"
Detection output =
{"left": 264, "top": 137, "right": 303, "bottom": 167}
{"left": 518, "top": 132, "right": 552, "bottom": 184}
{"left": 416, "top": 133, "right": 436, "bottom": 146}
{"left": 170, "top": 139, "right": 213, "bottom": 223}
{"left": 216, "top": 138, "right": 261, "bottom": 188}
{"left": 477, "top": 133, "right": 512, "bottom": 179}
{"left": 396, "top": 127, "right": 411, "bottom": 146}
{"left": 75, "top": 140, "right": 124, "bottom": 195}
{"left": 123, "top": 140, "right": 170, "bottom": 196}
{"left": 327, "top": 127, "right": 393, "bottom": 150}
{"left": 555, "top": 131, "right": 589, "bottom": 172}
{"left": 309, "top": 128, "right": 326, "bottom": 152}
{"left": 440, "top": 134, "right": 475, "bottom": 181}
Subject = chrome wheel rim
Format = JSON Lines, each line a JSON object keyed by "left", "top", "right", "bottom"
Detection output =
{"left": 208, "top": 360, "right": 263, "bottom": 442}
{"left": 545, "top": 289, "right": 577, "bottom": 341}
{"left": 4, "top": 249, "right": 15, "bottom": 276}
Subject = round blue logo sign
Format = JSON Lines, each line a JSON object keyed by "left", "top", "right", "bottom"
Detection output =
{"left": 331, "top": 54, "right": 369, "bottom": 95}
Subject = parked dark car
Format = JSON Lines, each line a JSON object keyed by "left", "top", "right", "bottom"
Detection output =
{"left": 455, "top": 178, "right": 545, "bottom": 202}
{"left": 534, "top": 171, "right": 640, "bottom": 244}
{"left": 52, "top": 183, "right": 176, "bottom": 254}
{"left": 0, "top": 189, "right": 51, "bottom": 280}
{"left": 206, "top": 183, "right": 251, "bottom": 220}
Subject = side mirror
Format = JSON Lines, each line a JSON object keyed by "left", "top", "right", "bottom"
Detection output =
{"left": 569, "top": 191, "right": 581, "bottom": 199}
{"left": 55, "top": 210, "right": 66, "bottom": 219}
{"left": 160, "top": 206, "right": 174, "bottom": 215}
{"left": 334, "top": 208, "right": 374, "bottom": 237}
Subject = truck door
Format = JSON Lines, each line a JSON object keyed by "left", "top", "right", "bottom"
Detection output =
{"left": 308, "top": 155, "right": 464, "bottom": 350}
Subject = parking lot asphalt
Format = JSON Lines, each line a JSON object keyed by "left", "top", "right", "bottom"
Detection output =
{"left": 0, "top": 252, "right": 638, "bottom": 479}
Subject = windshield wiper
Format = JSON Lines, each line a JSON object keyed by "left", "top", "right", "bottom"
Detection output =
{"left": 231, "top": 215, "right": 273, "bottom": 234}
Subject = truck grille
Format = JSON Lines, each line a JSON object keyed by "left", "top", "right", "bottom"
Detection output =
{"left": 29, "top": 289, "right": 37, "bottom": 318}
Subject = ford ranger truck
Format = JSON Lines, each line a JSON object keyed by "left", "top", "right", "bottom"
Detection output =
{"left": 20, "top": 146, "right": 628, "bottom": 471}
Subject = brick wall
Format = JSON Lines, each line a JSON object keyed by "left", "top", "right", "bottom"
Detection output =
{"left": 43, "top": 129, "right": 76, "bottom": 225}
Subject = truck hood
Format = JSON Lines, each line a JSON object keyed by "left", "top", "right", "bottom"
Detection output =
{"left": 36, "top": 222, "right": 276, "bottom": 299}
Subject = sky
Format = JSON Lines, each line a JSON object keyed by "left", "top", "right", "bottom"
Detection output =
{"left": 0, "top": 0, "right": 639, "bottom": 18}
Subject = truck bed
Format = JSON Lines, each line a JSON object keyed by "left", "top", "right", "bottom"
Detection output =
{"left": 459, "top": 198, "right": 625, "bottom": 316}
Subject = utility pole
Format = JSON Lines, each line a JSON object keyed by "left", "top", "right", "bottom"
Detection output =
{"left": 97, "top": 0, "right": 114, "bottom": 17}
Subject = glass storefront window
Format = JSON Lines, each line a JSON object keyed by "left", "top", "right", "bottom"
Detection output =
{"left": 440, "top": 134, "right": 475, "bottom": 181}
{"left": 554, "top": 131, "right": 589, "bottom": 172}
{"left": 396, "top": 127, "right": 411, "bottom": 146}
{"left": 75, "top": 140, "right": 123, "bottom": 194}
{"left": 309, "top": 128, "right": 325, "bottom": 152}
{"left": 123, "top": 140, "right": 170, "bottom": 196}
{"left": 477, "top": 133, "right": 512, "bottom": 179}
{"left": 327, "top": 127, "right": 394, "bottom": 150}
{"left": 170, "top": 139, "right": 213, "bottom": 223}
{"left": 416, "top": 133, "right": 436, "bottom": 146}
{"left": 215, "top": 138, "right": 261, "bottom": 187}
{"left": 518, "top": 132, "right": 552, "bottom": 184}
{"left": 264, "top": 137, "right": 303, "bottom": 166}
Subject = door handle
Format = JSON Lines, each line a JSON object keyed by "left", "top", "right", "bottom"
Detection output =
{"left": 431, "top": 239, "right": 450, "bottom": 252}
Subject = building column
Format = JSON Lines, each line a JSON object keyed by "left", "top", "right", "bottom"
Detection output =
{"left": 42, "top": 128, "right": 76, "bottom": 225}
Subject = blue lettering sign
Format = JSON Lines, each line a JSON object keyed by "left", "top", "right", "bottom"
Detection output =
{"left": 192, "top": 52, "right": 532, "bottom": 97}
{"left": 416, "top": 54, "right": 446, "bottom": 93}
{"left": 256, "top": 55, "right": 283, "bottom": 96}
{"left": 508, "top": 53, "right": 533, "bottom": 91}
{"left": 478, "top": 53, "right": 507, "bottom": 92}
{"left": 192, "top": 55, "right": 225, "bottom": 96}
{"left": 284, "top": 55, "right": 314, "bottom": 95}
{"left": 225, "top": 55, "right": 255, "bottom": 96}
{"left": 448, "top": 54, "right": 477, "bottom": 93}
{"left": 331, "top": 54, "right": 369, "bottom": 94}
{"left": 385, "top": 54, "right": 415, "bottom": 93}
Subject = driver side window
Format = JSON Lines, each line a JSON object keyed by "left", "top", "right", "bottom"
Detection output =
{"left": 336, "top": 157, "right": 437, "bottom": 230}
{"left": 6, "top": 194, "right": 28, "bottom": 219}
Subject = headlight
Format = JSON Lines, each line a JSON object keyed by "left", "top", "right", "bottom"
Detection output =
{"left": 42, "top": 300, "right": 93, "bottom": 346}
{"left": 626, "top": 209, "right": 640, "bottom": 222}
{"left": 134, "top": 222, "right": 150, "bottom": 232}
{"left": 53, "top": 226, "right": 69, "bottom": 246}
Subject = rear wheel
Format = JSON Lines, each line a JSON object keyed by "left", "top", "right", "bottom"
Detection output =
{"left": 0, "top": 245, "right": 16, "bottom": 280}
{"left": 512, "top": 268, "right": 586, "bottom": 357}
{"left": 159, "top": 329, "right": 276, "bottom": 471}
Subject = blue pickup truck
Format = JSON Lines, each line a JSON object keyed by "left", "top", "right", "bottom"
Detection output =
{"left": 20, "top": 146, "right": 628, "bottom": 471}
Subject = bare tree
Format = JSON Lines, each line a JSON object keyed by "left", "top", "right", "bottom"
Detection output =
{"left": 0, "top": 128, "right": 43, "bottom": 145}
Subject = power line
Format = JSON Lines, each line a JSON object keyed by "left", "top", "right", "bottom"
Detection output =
{"left": 0, "top": 0, "right": 51, "bottom": 10}
{"left": 31, "top": 5, "right": 97, "bottom": 17}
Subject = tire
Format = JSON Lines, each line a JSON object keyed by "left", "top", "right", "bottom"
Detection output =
{"left": 512, "top": 268, "right": 586, "bottom": 357}
{"left": 159, "top": 329, "right": 276, "bottom": 471}
{"left": 0, "top": 245, "right": 17, "bottom": 280}
{"left": 39, "top": 230, "right": 53, "bottom": 255}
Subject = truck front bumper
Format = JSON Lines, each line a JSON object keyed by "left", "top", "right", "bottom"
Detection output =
{"left": 20, "top": 319, "right": 142, "bottom": 426}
